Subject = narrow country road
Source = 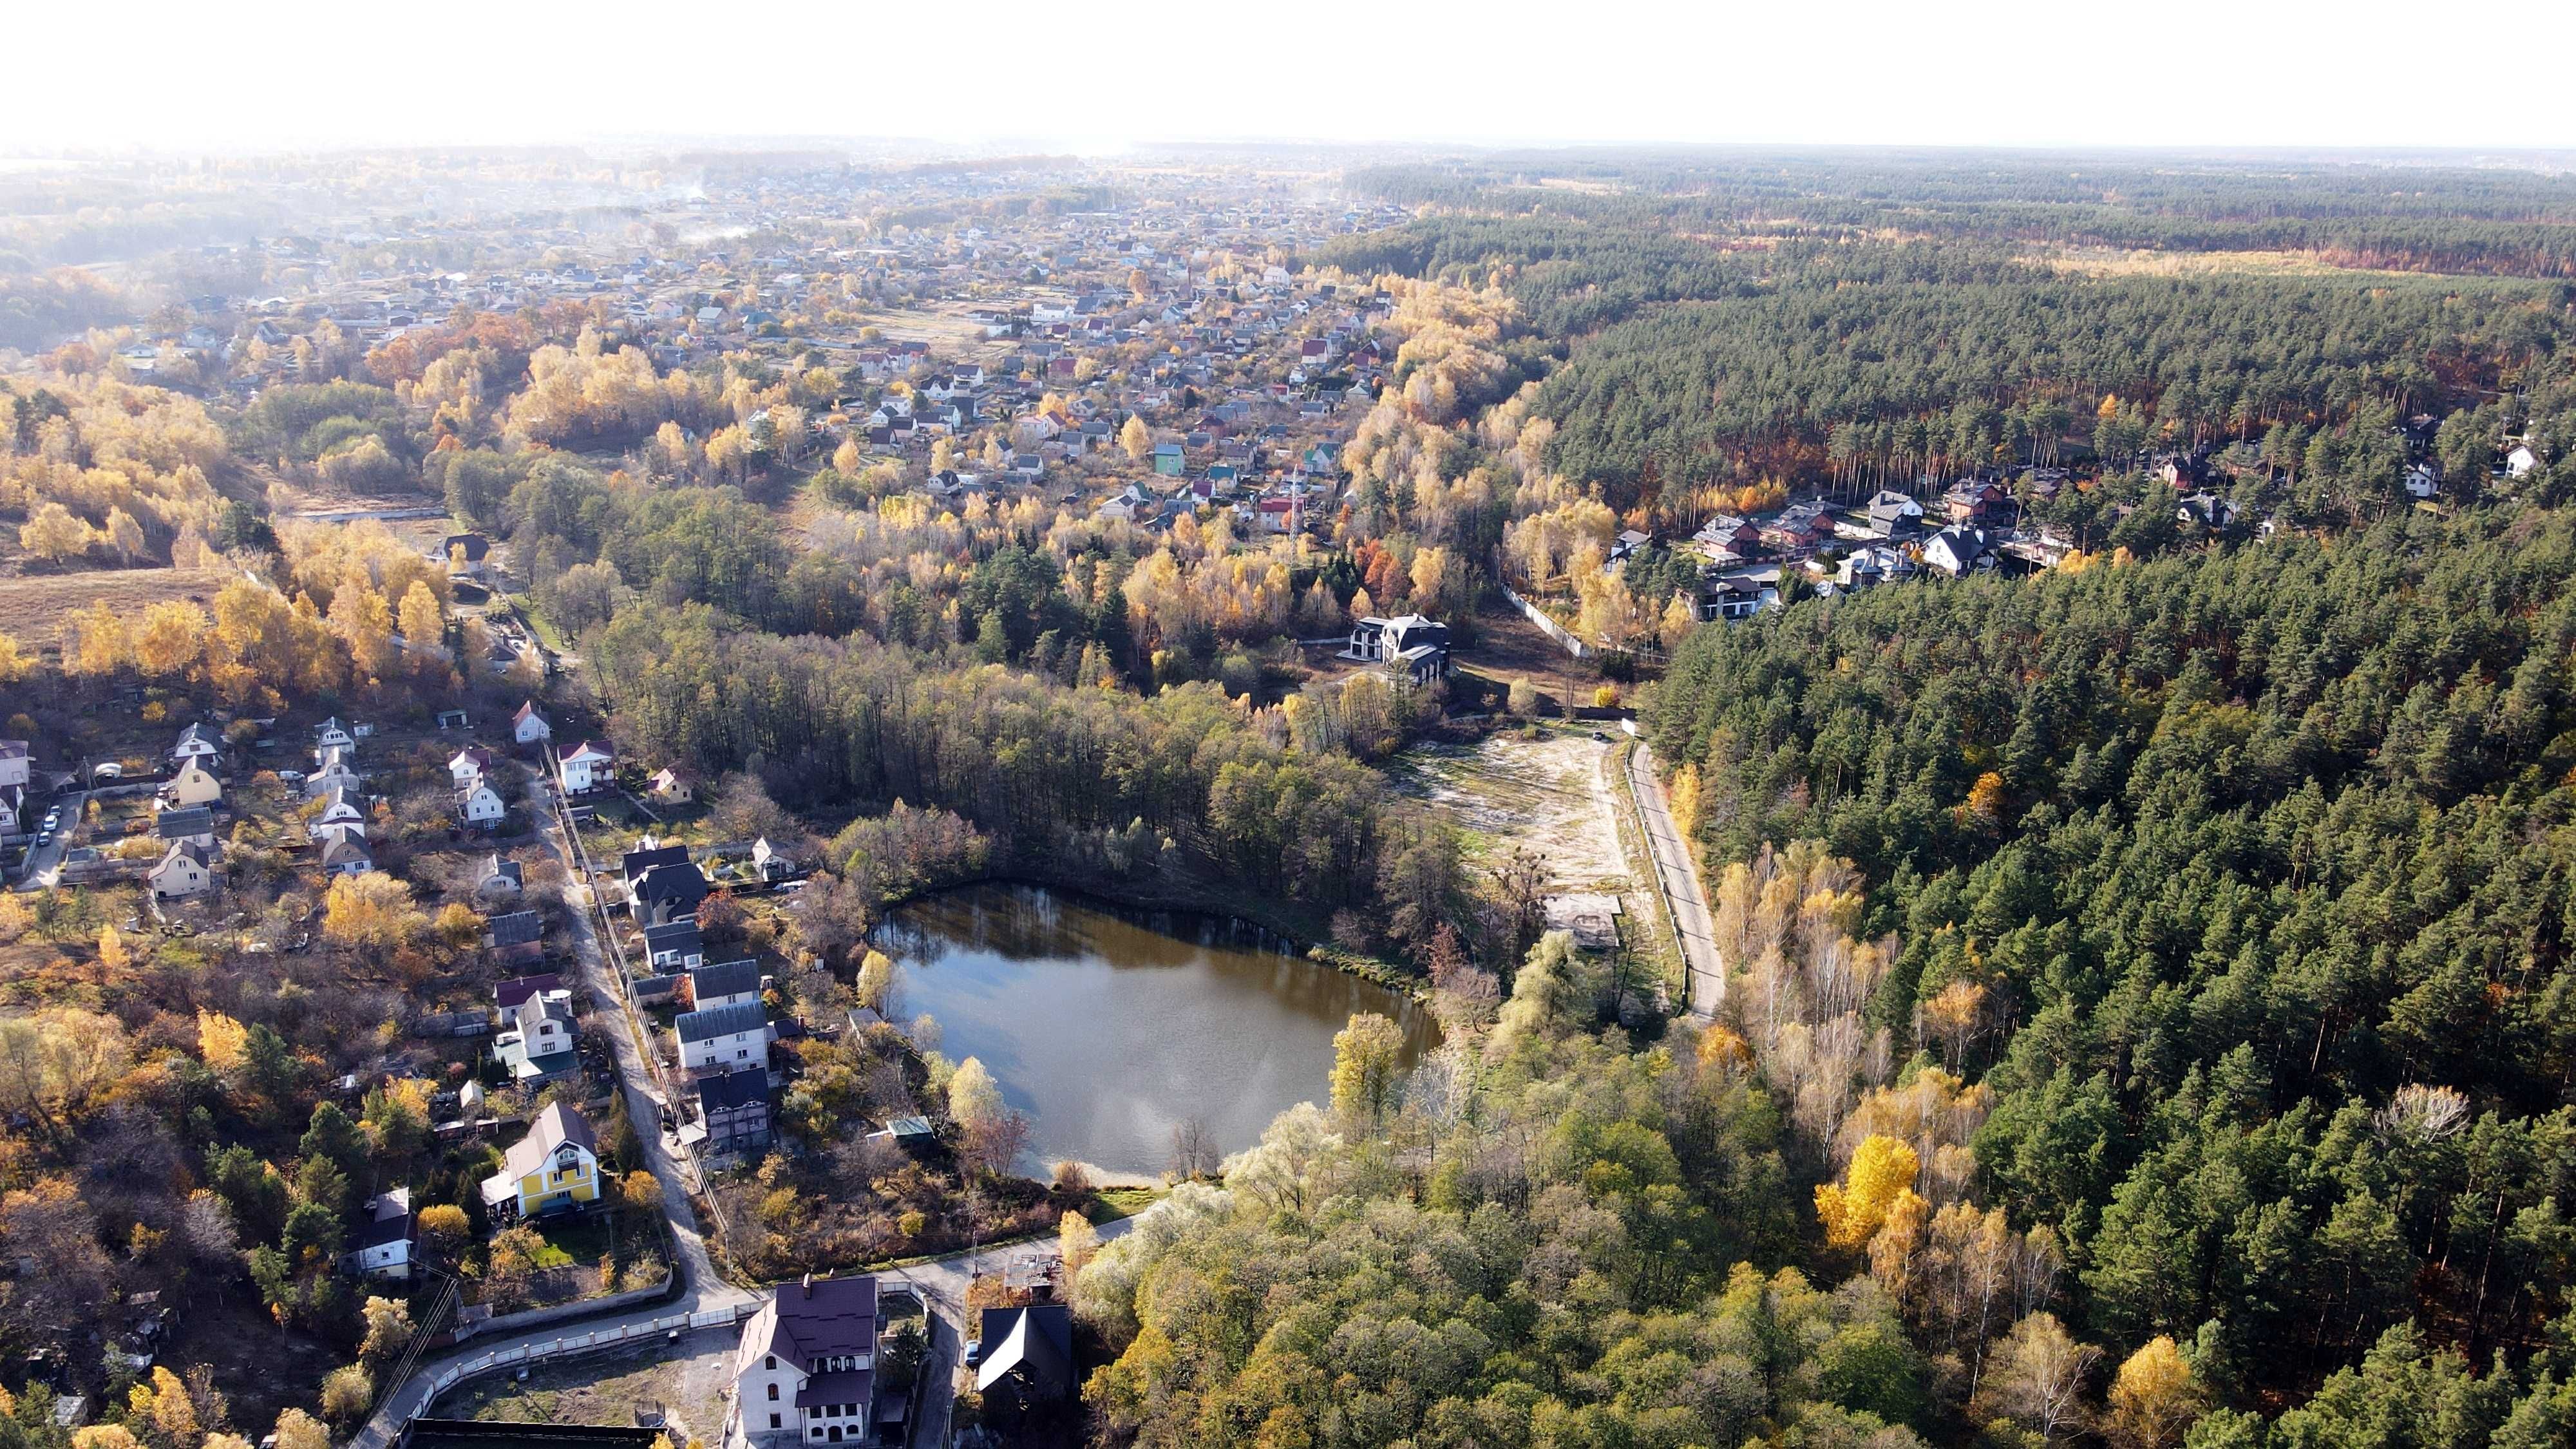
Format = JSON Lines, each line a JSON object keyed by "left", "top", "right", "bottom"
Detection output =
{"left": 1626, "top": 742, "right": 1725, "bottom": 1018}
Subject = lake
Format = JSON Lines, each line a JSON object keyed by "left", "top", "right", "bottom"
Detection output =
{"left": 872, "top": 883, "right": 1439, "bottom": 1177}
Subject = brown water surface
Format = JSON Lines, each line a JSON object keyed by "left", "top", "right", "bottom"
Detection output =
{"left": 874, "top": 883, "right": 1438, "bottom": 1175}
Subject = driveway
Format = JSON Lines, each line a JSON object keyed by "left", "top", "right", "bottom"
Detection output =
{"left": 1626, "top": 743, "right": 1725, "bottom": 1018}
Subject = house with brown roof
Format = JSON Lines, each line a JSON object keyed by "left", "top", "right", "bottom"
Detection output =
{"left": 732, "top": 1274, "right": 880, "bottom": 1446}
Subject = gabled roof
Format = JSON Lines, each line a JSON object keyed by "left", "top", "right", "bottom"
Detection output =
{"left": 675, "top": 998, "right": 766, "bottom": 1044}
{"left": 975, "top": 1303, "right": 1074, "bottom": 1398}
{"left": 502, "top": 1102, "right": 596, "bottom": 1182}
{"left": 157, "top": 806, "right": 215, "bottom": 838}
{"left": 495, "top": 972, "right": 561, "bottom": 1009}
{"left": 736, "top": 1274, "right": 879, "bottom": 1380}
{"left": 689, "top": 958, "right": 762, "bottom": 1001}
{"left": 486, "top": 910, "right": 543, "bottom": 948}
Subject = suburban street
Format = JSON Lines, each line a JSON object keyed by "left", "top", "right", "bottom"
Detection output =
{"left": 1626, "top": 742, "right": 1725, "bottom": 1018}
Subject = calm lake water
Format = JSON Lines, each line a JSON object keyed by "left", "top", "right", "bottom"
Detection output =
{"left": 873, "top": 883, "right": 1438, "bottom": 1177}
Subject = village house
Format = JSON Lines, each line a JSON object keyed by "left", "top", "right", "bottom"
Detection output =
{"left": 448, "top": 746, "right": 494, "bottom": 789}
{"left": 1864, "top": 489, "right": 1925, "bottom": 538}
{"left": 314, "top": 717, "right": 357, "bottom": 759}
{"left": 677, "top": 999, "right": 769, "bottom": 1078}
{"left": 156, "top": 806, "right": 217, "bottom": 851}
{"left": 478, "top": 1102, "right": 600, "bottom": 1221}
{"left": 343, "top": 1188, "right": 416, "bottom": 1280}
{"left": 643, "top": 919, "right": 706, "bottom": 972}
{"left": 511, "top": 701, "right": 554, "bottom": 748}
{"left": 485, "top": 909, "right": 545, "bottom": 968}
{"left": 694, "top": 1067, "right": 773, "bottom": 1158}
{"left": 478, "top": 855, "right": 524, "bottom": 902}
{"left": 1924, "top": 524, "right": 1994, "bottom": 578}
{"left": 160, "top": 759, "right": 223, "bottom": 810}
{"left": 632, "top": 859, "right": 710, "bottom": 926}
{"left": 170, "top": 723, "right": 223, "bottom": 770}
{"left": 493, "top": 987, "right": 580, "bottom": 1084}
{"left": 732, "top": 1273, "right": 881, "bottom": 1447}
{"left": 321, "top": 834, "right": 375, "bottom": 877}
{"left": 1341, "top": 614, "right": 1452, "bottom": 685}
{"left": 973, "top": 1303, "right": 1076, "bottom": 1413}
{"left": 307, "top": 746, "right": 361, "bottom": 799}
{"left": 459, "top": 777, "right": 507, "bottom": 830}
{"left": 649, "top": 767, "right": 695, "bottom": 804}
{"left": 558, "top": 740, "right": 614, "bottom": 794}
{"left": 148, "top": 840, "right": 217, "bottom": 899}
{"left": 685, "top": 958, "right": 763, "bottom": 1012}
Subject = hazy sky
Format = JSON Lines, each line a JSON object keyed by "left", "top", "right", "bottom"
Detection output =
{"left": 12, "top": 0, "right": 2576, "bottom": 156}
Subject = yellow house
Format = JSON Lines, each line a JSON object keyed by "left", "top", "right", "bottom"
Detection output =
{"left": 478, "top": 1101, "right": 601, "bottom": 1220}
{"left": 162, "top": 759, "right": 223, "bottom": 809}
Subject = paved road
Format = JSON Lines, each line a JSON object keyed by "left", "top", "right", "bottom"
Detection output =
{"left": 878, "top": 1215, "right": 1139, "bottom": 1448}
{"left": 1626, "top": 743, "right": 1725, "bottom": 1018}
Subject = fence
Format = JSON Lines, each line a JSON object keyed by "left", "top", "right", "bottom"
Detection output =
{"left": 412, "top": 1302, "right": 760, "bottom": 1417}
{"left": 1499, "top": 584, "right": 1591, "bottom": 659}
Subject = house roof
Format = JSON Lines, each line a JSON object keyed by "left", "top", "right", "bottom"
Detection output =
{"left": 633, "top": 861, "right": 708, "bottom": 905}
{"left": 322, "top": 837, "right": 372, "bottom": 867}
{"left": 513, "top": 700, "right": 548, "bottom": 726}
{"left": 792, "top": 1369, "right": 873, "bottom": 1410}
{"left": 689, "top": 958, "right": 762, "bottom": 1001}
{"left": 643, "top": 920, "right": 702, "bottom": 951}
{"left": 487, "top": 910, "right": 544, "bottom": 948}
{"left": 621, "top": 842, "right": 692, "bottom": 880}
{"left": 153, "top": 839, "right": 215, "bottom": 874}
{"left": 736, "top": 1274, "right": 879, "bottom": 1380}
{"left": 563, "top": 741, "right": 614, "bottom": 764}
{"left": 676, "top": 999, "right": 766, "bottom": 1044}
{"left": 495, "top": 972, "right": 560, "bottom": 1009}
{"left": 355, "top": 1188, "right": 413, "bottom": 1249}
{"left": 975, "top": 1303, "right": 1074, "bottom": 1397}
{"left": 501, "top": 1102, "right": 596, "bottom": 1182}
{"left": 156, "top": 806, "right": 214, "bottom": 838}
{"left": 697, "top": 1068, "right": 771, "bottom": 1113}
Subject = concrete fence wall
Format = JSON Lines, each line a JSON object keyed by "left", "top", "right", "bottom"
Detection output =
{"left": 1499, "top": 585, "right": 1591, "bottom": 660}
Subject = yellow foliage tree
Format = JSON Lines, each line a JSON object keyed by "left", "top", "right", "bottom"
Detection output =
{"left": 97, "top": 924, "right": 128, "bottom": 974}
{"left": 133, "top": 600, "right": 209, "bottom": 677}
{"left": 2105, "top": 1335, "right": 2201, "bottom": 1449}
{"left": 1120, "top": 415, "right": 1153, "bottom": 462}
{"left": 322, "top": 871, "right": 422, "bottom": 951}
{"left": 67, "top": 598, "right": 130, "bottom": 676}
{"left": 1815, "top": 1133, "right": 1922, "bottom": 1250}
{"left": 19, "top": 500, "right": 95, "bottom": 562}
{"left": 1059, "top": 1209, "right": 1100, "bottom": 1274}
{"left": 0, "top": 630, "right": 26, "bottom": 684}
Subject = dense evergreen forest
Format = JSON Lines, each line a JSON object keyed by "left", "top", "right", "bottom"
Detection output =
{"left": 1068, "top": 153, "right": 2576, "bottom": 1449}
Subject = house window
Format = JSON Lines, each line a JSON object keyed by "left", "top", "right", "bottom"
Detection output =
{"left": 766, "top": 1384, "right": 778, "bottom": 1401}
{"left": 764, "top": 1354, "right": 776, "bottom": 1370}
{"left": 768, "top": 1416, "right": 779, "bottom": 1430}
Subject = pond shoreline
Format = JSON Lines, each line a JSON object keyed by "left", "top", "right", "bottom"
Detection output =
{"left": 876, "top": 868, "right": 1428, "bottom": 1002}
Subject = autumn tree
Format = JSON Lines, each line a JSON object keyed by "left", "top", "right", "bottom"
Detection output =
{"left": 1121, "top": 415, "right": 1153, "bottom": 462}
{"left": 321, "top": 871, "right": 422, "bottom": 951}
{"left": 19, "top": 500, "right": 95, "bottom": 562}
{"left": 1976, "top": 1312, "right": 2103, "bottom": 1445}
{"left": 1815, "top": 1133, "right": 1922, "bottom": 1251}
{"left": 2105, "top": 1335, "right": 2202, "bottom": 1449}
{"left": 1328, "top": 1011, "right": 1406, "bottom": 1132}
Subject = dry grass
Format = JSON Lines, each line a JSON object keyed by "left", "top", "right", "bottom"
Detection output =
{"left": 2023, "top": 245, "right": 2441, "bottom": 279}
{"left": 0, "top": 567, "right": 237, "bottom": 646}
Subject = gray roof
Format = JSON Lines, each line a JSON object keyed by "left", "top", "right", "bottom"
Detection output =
{"left": 675, "top": 999, "right": 766, "bottom": 1043}
{"left": 157, "top": 806, "right": 214, "bottom": 838}
{"left": 486, "top": 910, "right": 543, "bottom": 947}
{"left": 688, "top": 958, "right": 762, "bottom": 1001}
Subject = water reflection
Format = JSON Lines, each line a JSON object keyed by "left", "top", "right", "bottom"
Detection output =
{"left": 874, "top": 883, "right": 1439, "bottom": 1177}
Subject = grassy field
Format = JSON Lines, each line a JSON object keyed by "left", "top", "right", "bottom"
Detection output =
{"left": 0, "top": 566, "right": 237, "bottom": 647}
{"left": 433, "top": 1332, "right": 737, "bottom": 1442}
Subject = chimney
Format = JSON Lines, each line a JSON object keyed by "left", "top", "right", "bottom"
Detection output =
{"left": 800, "top": 1272, "right": 813, "bottom": 1298}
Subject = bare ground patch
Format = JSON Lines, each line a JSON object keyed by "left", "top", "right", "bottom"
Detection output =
{"left": 1391, "top": 728, "right": 1631, "bottom": 895}
{"left": 0, "top": 566, "right": 236, "bottom": 647}
{"left": 430, "top": 1329, "right": 739, "bottom": 1444}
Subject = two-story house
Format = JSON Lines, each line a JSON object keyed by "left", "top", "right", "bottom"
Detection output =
{"left": 732, "top": 1274, "right": 880, "bottom": 1446}
{"left": 676, "top": 999, "right": 768, "bottom": 1078}
{"left": 685, "top": 959, "right": 763, "bottom": 1012}
{"left": 494, "top": 988, "right": 580, "bottom": 1084}
{"left": 478, "top": 1102, "right": 600, "bottom": 1221}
